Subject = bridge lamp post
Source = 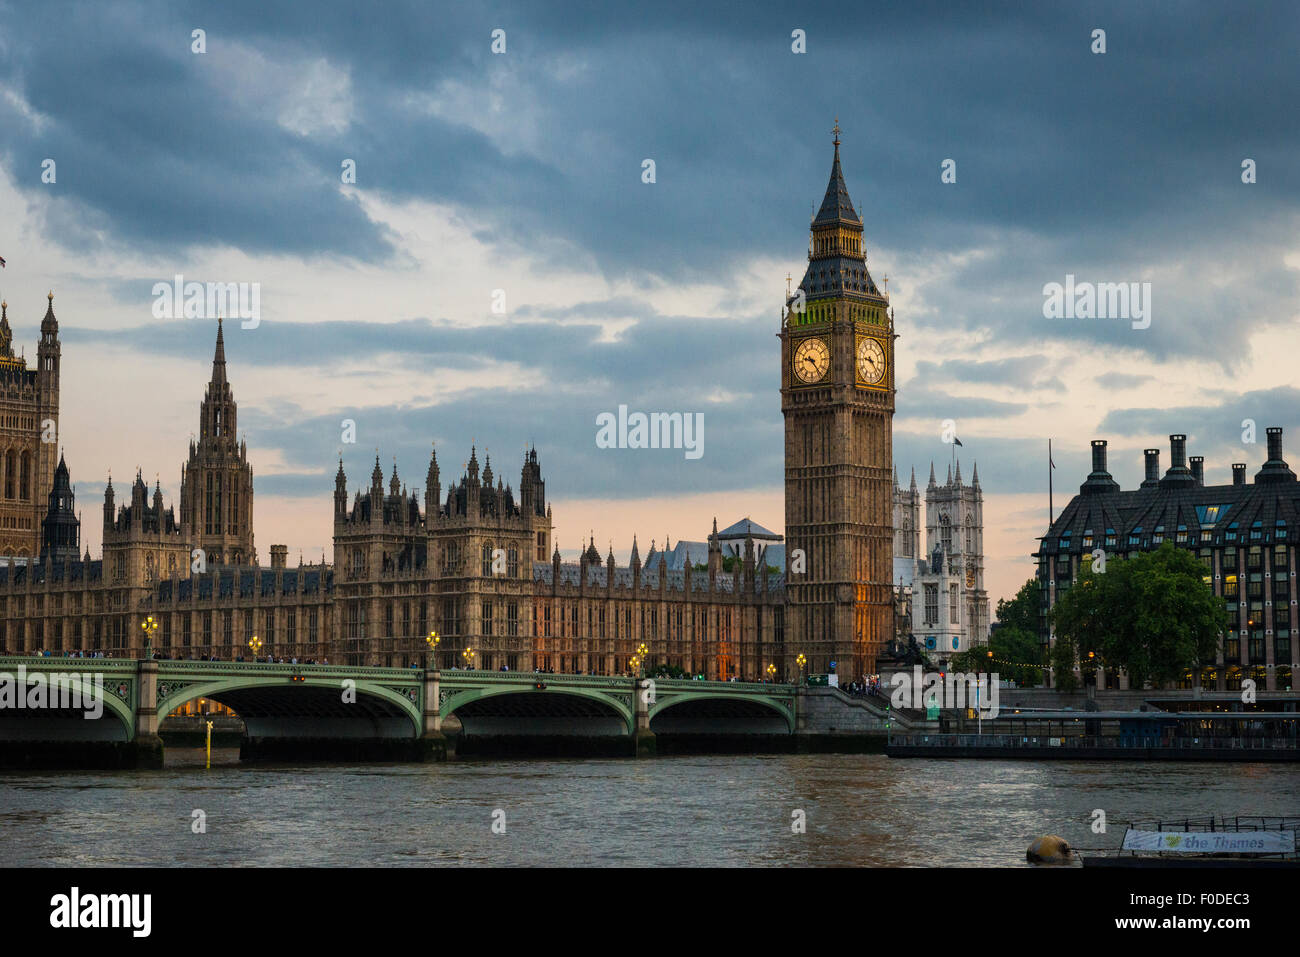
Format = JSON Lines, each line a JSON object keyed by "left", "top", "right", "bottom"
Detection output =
{"left": 462, "top": 647, "right": 476, "bottom": 670}
{"left": 766, "top": 663, "right": 776, "bottom": 683}
{"left": 636, "top": 643, "right": 648, "bottom": 677}
{"left": 796, "top": 653, "right": 807, "bottom": 685}
{"left": 248, "top": 635, "right": 263, "bottom": 662}
{"left": 629, "top": 654, "right": 641, "bottom": 677}
{"left": 140, "top": 615, "right": 158, "bottom": 659}
{"left": 425, "top": 631, "right": 440, "bottom": 669}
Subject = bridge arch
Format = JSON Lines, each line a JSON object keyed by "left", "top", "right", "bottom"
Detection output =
{"left": 158, "top": 677, "right": 422, "bottom": 739}
{"left": 649, "top": 692, "right": 795, "bottom": 734}
{"left": 0, "top": 670, "right": 135, "bottom": 741}
{"left": 443, "top": 685, "right": 633, "bottom": 736}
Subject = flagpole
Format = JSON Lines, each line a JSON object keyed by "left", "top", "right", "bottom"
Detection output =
{"left": 1048, "top": 438, "right": 1054, "bottom": 525}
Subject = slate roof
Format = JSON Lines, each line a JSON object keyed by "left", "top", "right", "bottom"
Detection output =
{"left": 814, "top": 140, "right": 861, "bottom": 226}
{"left": 1038, "top": 476, "right": 1299, "bottom": 557}
{"left": 716, "top": 517, "right": 782, "bottom": 540}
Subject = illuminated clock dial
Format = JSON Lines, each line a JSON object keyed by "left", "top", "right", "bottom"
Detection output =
{"left": 856, "top": 336, "right": 886, "bottom": 385}
{"left": 793, "top": 337, "right": 830, "bottom": 383}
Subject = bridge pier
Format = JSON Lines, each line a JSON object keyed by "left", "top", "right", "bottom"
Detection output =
{"left": 420, "top": 669, "right": 448, "bottom": 762}
{"left": 633, "top": 677, "right": 656, "bottom": 757}
{"left": 133, "top": 658, "right": 164, "bottom": 769}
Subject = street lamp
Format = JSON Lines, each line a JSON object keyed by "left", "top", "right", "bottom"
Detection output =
{"left": 462, "top": 647, "right": 476, "bottom": 670}
{"left": 426, "top": 630, "right": 440, "bottom": 668}
{"left": 248, "top": 635, "right": 263, "bottom": 661}
{"left": 766, "top": 663, "right": 777, "bottom": 683}
{"left": 796, "top": 653, "right": 807, "bottom": 683}
{"left": 140, "top": 615, "right": 158, "bottom": 658}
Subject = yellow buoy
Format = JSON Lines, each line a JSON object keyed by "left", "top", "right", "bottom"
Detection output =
{"left": 1026, "top": 835, "right": 1073, "bottom": 864}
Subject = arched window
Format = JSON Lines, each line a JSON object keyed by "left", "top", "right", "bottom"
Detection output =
{"left": 507, "top": 547, "right": 519, "bottom": 578}
{"left": 481, "top": 542, "right": 495, "bottom": 577}
{"left": 19, "top": 451, "right": 29, "bottom": 500}
{"left": 3, "top": 451, "right": 12, "bottom": 499}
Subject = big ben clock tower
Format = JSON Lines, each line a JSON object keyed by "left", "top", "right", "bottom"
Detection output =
{"left": 781, "top": 125, "right": 896, "bottom": 680}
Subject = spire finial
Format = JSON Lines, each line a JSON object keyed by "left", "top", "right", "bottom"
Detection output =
{"left": 832, "top": 118, "right": 841, "bottom": 146}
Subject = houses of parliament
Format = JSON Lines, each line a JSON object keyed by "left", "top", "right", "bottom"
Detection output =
{"left": 0, "top": 138, "right": 989, "bottom": 679}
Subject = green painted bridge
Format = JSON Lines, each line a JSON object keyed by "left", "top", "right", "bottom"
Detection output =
{"left": 0, "top": 655, "right": 801, "bottom": 764}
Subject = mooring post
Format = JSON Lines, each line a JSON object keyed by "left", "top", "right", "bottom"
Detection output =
{"left": 133, "top": 658, "right": 164, "bottom": 769}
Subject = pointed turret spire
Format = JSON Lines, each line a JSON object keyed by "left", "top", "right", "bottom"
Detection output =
{"left": 910, "top": 466, "right": 917, "bottom": 490}
{"left": 814, "top": 121, "right": 861, "bottom": 226}
{"left": 971, "top": 461, "right": 980, "bottom": 489}
{"left": 954, "top": 457, "right": 962, "bottom": 485}
{"left": 0, "top": 298, "right": 11, "bottom": 358}
{"left": 928, "top": 462, "right": 937, "bottom": 488}
{"left": 211, "top": 317, "right": 227, "bottom": 385}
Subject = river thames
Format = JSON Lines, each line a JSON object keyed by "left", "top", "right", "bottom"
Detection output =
{"left": 3, "top": 752, "right": 1297, "bottom": 866}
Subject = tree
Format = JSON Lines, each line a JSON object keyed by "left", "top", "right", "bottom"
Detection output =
{"left": 1050, "top": 543, "right": 1227, "bottom": 689}
{"left": 996, "top": 577, "right": 1041, "bottom": 636}
{"left": 950, "top": 626, "right": 1046, "bottom": 687}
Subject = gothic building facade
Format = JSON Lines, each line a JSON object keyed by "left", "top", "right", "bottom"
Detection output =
{"left": 0, "top": 294, "right": 61, "bottom": 563}
{"left": 0, "top": 136, "right": 900, "bottom": 683}
{"left": 893, "top": 460, "right": 990, "bottom": 660}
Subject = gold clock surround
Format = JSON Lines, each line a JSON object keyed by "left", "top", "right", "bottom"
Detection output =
{"left": 855, "top": 334, "right": 888, "bottom": 389}
{"left": 792, "top": 337, "right": 830, "bottom": 384}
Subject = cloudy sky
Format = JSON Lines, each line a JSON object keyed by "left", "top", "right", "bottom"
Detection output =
{"left": 1, "top": 1, "right": 1297, "bottom": 604}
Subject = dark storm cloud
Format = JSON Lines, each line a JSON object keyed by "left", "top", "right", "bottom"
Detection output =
{"left": 7, "top": 0, "right": 1300, "bottom": 505}
{"left": 5, "top": 3, "right": 1298, "bottom": 298}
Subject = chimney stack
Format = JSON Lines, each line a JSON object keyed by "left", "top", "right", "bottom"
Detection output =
{"left": 1160, "top": 434, "right": 1196, "bottom": 488}
{"left": 1141, "top": 449, "right": 1161, "bottom": 488}
{"left": 1189, "top": 456, "right": 1204, "bottom": 485}
{"left": 1232, "top": 463, "right": 1246, "bottom": 486}
{"left": 1081, "top": 439, "right": 1120, "bottom": 494}
{"left": 1091, "top": 440, "right": 1108, "bottom": 474}
{"left": 1255, "top": 426, "right": 1297, "bottom": 485}
{"left": 1170, "top": 434, "right": 1187, "bottom": 469}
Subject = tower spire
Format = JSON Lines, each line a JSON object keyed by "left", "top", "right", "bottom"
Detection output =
{"left": 211, "top": 316, "right": 227, "bottom": 384}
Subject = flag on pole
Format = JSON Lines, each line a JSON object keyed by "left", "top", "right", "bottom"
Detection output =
{"left": 953, "top": 436, "right": 963, "bottom": 447}
{"left": 0, "top": 255, "right": 6, "bottom": 267}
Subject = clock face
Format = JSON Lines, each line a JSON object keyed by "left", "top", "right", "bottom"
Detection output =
{"left": 856, "top": 336, "right": 887, "bottom": 385}
{"left": 793, "top": 337, "right": 830, "bottom": 383}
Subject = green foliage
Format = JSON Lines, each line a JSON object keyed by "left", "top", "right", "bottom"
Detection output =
{"left": 1051, "top": 632, "right": 1080, "bottom": 692}
{"left": 949, "top": 625, "right": 1045, "bottom": 687}
{"left": 996, "top": 578, "right": 1041, "bottom": 636}
{"left": 1049, "top": 543, "right": 1227, "bottom": 689}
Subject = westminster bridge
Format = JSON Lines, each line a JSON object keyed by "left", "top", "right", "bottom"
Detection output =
{"left": 0, "top": 655, "right": 904, "bottom": 766}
